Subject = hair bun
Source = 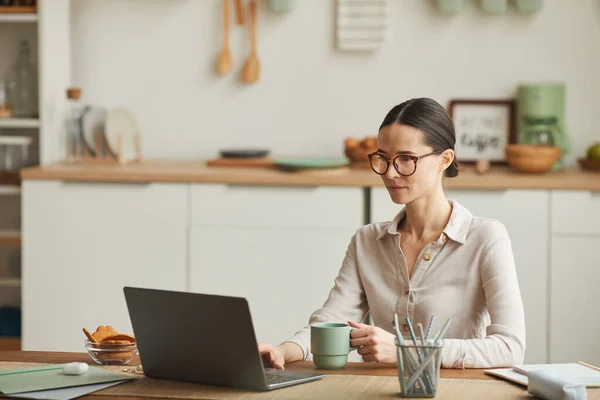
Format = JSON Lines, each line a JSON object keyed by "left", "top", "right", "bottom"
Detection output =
{"left": 445, "top": 159, "right": 459, "bottom": 178}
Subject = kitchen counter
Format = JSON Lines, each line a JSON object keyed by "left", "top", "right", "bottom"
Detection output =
{"left": 20, "top": 162, "right": 600, "bottom": 364}
{"left": 20, "top": 160, "right": 600, "bottom": 190}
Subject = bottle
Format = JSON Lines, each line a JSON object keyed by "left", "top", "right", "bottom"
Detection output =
{"left": 0, "top": 80, "right": 11, "bottom": 118}
{"left": 64, "top": 87, "right": 84, "bottom": 162}
{"left": 6, "top": 39, "right": 38, "bottom": 118}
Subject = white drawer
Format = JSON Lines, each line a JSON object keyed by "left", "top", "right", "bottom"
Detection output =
{"left": 552, "top": 190, "right": 600, "bottom": 235}
{"left": 23, "top": 180, "right": 188, "bottom": 226}
{"left": 190, "top": 184, "right": 363, "bottom": 229}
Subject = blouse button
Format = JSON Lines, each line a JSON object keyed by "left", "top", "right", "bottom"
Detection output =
{"left": 423, "top": 253, "right": 432, "bottom": 262}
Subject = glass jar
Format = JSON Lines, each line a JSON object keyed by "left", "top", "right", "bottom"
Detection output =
{"left": 64, "top": 87, "right": 84, "bottom": 162}
{"left": 6, "top": 39, "right": 39, "bottom": 118}
{"left": 0, "top": 135, "right": 33, "bottom": 185}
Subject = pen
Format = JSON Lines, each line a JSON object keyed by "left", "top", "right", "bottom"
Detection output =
{"left": 0, "top": 366, "right": 63, "bottom": 377}
{"left": 393, "top": 314, "right": 407, "bottom": 395}
{"left": 579, "top": 361, "right": 600, "bottom": 373}
{"left": 406, "top": 317, "right": 435, "bottom": 394}
{"left": 424, "top": 315, "right": 435, "bottom": 341}
{"left": 433, "top": 318, "right": 452, "bottom": 344}
{"left": 405, "top": 317, "right": 423, "bottom": 361}
{"left": 394, "top": 313, "right": 427, "bottom": 394}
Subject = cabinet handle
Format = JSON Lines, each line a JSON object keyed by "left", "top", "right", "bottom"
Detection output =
{"left": 224, "top": 183, "right": 317, "bottom": 191}
{"left": 59, "top": 180, "right": 151, "bottom": 187}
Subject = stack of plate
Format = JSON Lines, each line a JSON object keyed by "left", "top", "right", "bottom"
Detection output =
{"left": 273, "top": 157, "right": 350, "bottom": 173}
{"left": 79, "top": 106, "right": 140, "bottom": 162}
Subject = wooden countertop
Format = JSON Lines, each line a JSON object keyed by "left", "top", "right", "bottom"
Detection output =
{"left": 0, "top": 351, "right": 492, "bottom": 381}
{"left": 5, "top": 352, "right": 600, "bottom": 400}
{"left": 20, "top": 160, "right": 600, "bottom": 190}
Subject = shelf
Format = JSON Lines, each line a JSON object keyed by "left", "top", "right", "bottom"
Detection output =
{"left": 0, "top": 231, "right": 20, "bottom": 247}
{"left": 0, "top": 185, "right": 20, "bottom": 195}
{"left": 0, "top": 277, "right": 20, "bottom": 287}
{"left": 0, "top": 6, "right": 36, "bottom": 13}
{"left": 0, "top": 118, "right": 39, "bottom": 129}
{"left": 0, "top": 337, "right": 21, "bottom": 351}
{"left": 0, "top": 12, "right": 37, "bottom": 23}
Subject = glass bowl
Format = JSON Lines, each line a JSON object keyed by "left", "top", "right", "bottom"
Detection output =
{"left": 85, "top": 339, "right": 137, "bottom": 365}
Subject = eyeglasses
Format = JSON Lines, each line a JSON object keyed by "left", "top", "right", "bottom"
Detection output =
{"left": 368, "top": 150, "right": 444, "bottom": 176}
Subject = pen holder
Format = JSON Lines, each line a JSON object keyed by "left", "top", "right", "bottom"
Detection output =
{"left": 396, "top": 339, "right": 443, "bottom": 398}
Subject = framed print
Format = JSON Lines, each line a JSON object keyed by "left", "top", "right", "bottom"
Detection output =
{"left": 448, "top": 99, "right": 516, "bottom": 163}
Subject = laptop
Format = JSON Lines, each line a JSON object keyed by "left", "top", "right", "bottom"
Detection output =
{"left": 123, "top": 286, "right": 325, "bottom": 391}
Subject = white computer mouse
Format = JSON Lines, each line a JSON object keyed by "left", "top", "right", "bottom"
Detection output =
{"left": 62, "top": 362, "right": 89, "bottom": 375}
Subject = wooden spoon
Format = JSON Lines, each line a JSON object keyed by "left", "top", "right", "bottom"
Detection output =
{"left": 234, "top": 0, "right": 244, "bottom": 25}
{"left": 217, "top": 0, "right": 232, "bottom": 75}
{"left": 241, "top": 0, "right": 260, "bottom": 83}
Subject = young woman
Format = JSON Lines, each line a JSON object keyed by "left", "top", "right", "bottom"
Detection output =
{"left": 259, "top": 97, "right": 526, "bottom": 369}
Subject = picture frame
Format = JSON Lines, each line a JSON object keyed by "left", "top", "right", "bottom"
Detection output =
{"left": 447, "top": 99, "right": 516, "bottom": 163}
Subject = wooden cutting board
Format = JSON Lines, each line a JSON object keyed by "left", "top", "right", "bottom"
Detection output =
{"left": 206, "top": 157, "right": 275, "bottom": 168}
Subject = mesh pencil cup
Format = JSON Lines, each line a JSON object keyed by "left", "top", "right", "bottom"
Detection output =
{"left": 396, "top": 338, "right": 443, "bottom": 398}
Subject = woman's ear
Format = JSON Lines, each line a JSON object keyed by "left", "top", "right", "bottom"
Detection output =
{"left": 440, "top": 149, "right": 454, "bottom": 172}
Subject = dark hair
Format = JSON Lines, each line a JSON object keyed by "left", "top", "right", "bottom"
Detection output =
{"left": 379, "top": 97, "right": 459, "bottom": 178}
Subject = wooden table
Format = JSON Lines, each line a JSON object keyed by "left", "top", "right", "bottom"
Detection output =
{"left": 0, "top": 351, "right": 498, "bottom": 399}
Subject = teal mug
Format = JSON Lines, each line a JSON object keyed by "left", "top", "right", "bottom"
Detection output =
{"left": 310, "top": 322, "right": 359, "bottom": 369}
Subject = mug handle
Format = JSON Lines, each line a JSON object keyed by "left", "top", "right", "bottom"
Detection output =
{"left": 349, "top": 327, "right": 360, "bottom": 352}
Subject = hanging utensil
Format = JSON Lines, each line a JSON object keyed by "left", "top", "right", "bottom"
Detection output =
{"left": 234, "top": 0, "right": 244, "bottom": 25}
{"left": 241, "top": 0, "right": 259, "bottom": 83}
{"left": 217, "top": 0, "right": 232, "bottom": 75}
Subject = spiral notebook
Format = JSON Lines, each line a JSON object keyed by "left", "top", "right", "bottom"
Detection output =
{"left": 485, "top": 362, "right": 600, "bottom": 387}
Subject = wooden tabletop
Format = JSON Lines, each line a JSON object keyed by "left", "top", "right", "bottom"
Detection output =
{"left": 0, "top": 351, "right": 497, "bottom": 399}
{"left": 20, "top": 160, "right": 600, "bottom": 190}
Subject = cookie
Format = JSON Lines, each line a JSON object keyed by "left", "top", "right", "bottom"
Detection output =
{"left": 102, "top": 339, "right": 131, "bottom": 345}
{"left": 92, "top": 325, "right": 118, "bottom": 342}
{"left": 96, "top": 351, "right": 135, "bottom": 361}
{"left": 82, "top": 328, "right": 97, "bottom": 343}
{"left": 102, "top": 333, "right": 136, "bottom": 343}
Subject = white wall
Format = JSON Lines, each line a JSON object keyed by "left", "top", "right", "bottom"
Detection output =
{"left": 71, "top": 0, "right": 600, "bottom": 163}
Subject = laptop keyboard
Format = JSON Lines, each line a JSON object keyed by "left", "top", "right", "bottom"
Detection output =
{"left": 265, "top": 371, "right": 305, "bottom": 385}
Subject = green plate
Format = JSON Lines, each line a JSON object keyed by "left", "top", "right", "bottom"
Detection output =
{"left": 274, "top": 157, "right": 350, "bottom": 170}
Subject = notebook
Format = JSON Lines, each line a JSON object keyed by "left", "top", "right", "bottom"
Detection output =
{"left": 0, "top": 364, "right": 137, "bottom": 395}
{"left": 4, "top": 380, "right": 126, "bottom": 400}
{"left": 485, "top": 362, "right": 600, "bottom": 387}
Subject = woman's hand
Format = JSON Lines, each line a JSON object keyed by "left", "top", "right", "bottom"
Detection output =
{"left": 258, "top": 341, "right": 305, "bottom": 370}
{"left": 348, "top": 320, "right": 398, "bottom": 364}
{"left": 258, "top": 342, "right": 286, "bottom": 370}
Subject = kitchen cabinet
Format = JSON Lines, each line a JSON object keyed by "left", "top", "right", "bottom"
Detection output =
{"left": 550, "top": 236, "right": 600, "bottom": 366}
{"left": 22, "top": 180, "right": 188, "bottom": 352}
{"left": 371, "top": 187, "right": 550, "bottom": 363}
{"left": 18, "top": 176, "right": 600, "bottom": 364}
{"left": 551, "top": 190, "right": 600, "bottom": 235}
{"left": 188, "top": 184, "right": 364, "bottom": 350}
{"left": 550, "top": 190, "right": 600, "bottom": 365}
{"left": 0, "top": 0, "right": 71, "bottom": 346}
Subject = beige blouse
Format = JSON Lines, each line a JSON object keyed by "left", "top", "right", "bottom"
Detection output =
{"left": 285, "top": 200, "right": 526, "bottom": 369}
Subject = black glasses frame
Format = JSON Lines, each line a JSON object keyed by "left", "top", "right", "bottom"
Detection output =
{"left": 367, "top": 150, "right": 444, "bottom": 176}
